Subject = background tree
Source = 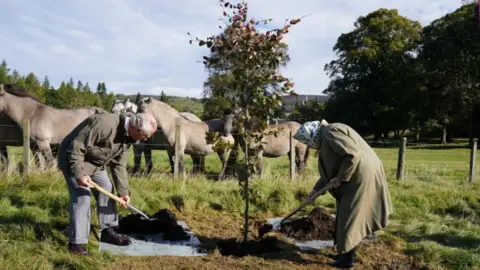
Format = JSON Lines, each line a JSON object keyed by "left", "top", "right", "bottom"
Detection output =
{"left": 323, "top": 8, "right": 423, "bottom": 141}
{"left": 419, "top": 2, "right": 480, "bottom": 144}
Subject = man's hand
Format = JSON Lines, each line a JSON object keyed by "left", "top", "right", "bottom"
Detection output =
{"left": 119, "top": 195, "right": 130, "bottom": 208}
{"left": 77, "top": 174, "right": 93, "bottom": 188}
{"left": 330, "top": 177, "right": 343, "bottom": 188}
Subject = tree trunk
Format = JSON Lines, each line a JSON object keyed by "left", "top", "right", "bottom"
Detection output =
{"left": 382, "top": 131, "right": 389, "bottom": 140}
{"left": 446, "top": 125, "right": 453, "bottom": 143}
{"left": 469, "top": 111, "right": 474, "bottom": 147}
{"left": 373, "top": 130, "right": 382, "bottom": 142}
{"left": 441, "top": 124, "right": 447, "bottom": 144}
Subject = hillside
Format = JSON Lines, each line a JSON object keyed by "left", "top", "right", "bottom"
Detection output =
{"left": 117, "top": 93, "right": 328, "bottom": 118}
{"left": 281, "top": 94, "right": 329, "bottom": 105}
{"left": 121, "top": 94, "right": 204, "bottom": 117}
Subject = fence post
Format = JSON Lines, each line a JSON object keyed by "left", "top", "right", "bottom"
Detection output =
{"left": 469, "top": 140, "right": 477, "bottom": 183}
{"left": 289, "top": 130, "right": 295, "bottom": 180}
{"left": 173, "top": 125, "right": 180, "bottom": 179}
{"left": 396, "top": 137, "right": 406, "bottom": 180}
{"left": 22, "top": 119, "right": 30, "bottom": 177}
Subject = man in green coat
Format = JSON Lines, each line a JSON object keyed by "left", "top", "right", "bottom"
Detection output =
{"left": 58, "top": 111, "right": 157, "bottom": 255}
{"left": 294, "top": 120, "right": 393, "bottom": 268}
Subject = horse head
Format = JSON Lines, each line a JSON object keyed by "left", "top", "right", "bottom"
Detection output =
{"left": 136, "top": 97, "right": 153, "bottom": 113}
{"left": 123, "top": 98, "right": 138, "bottom": 113}
{"left": 111, "top": 99, "right": 126, "bottom": 114}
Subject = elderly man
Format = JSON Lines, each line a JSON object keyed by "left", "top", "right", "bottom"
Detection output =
{"left": 294, "top": 120, "right": 393, "bottom": 268}
{"left": 57, "top": 111, "right": 157, "bottom": 255}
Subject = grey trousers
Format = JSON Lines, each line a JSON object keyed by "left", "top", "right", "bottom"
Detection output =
{"left": 61, "top": 169, "right": 119, "bottom": 244}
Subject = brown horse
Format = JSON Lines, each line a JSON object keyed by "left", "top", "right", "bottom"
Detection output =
{"left": 0, "top": 84, "right": 106, "bottom": 168}
{"left": 136, "top": 97, "right": 234, "bottom": 179}
{"left": 223, "top": 109, "right": 310, "bottom": 176}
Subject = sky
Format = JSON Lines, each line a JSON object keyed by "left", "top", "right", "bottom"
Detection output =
{"left": 0, "top": 0, "right": 460, "bottom": 98}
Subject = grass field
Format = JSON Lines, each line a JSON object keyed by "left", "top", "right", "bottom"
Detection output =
{"left": 0, "top": 140, "right": 479, "bottom": 270}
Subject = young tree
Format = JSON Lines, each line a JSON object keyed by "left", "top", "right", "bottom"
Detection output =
{"left": 189, "top": 0, "right": 303, "bottom": 245}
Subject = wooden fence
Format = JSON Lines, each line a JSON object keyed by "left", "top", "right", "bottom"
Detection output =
{"left": 17, "top": 120, "right": 479, "bottom": 182}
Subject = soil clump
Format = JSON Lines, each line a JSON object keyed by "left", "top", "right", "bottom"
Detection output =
{"left": 279, "top": 207, "right": 336, "bottom": 241}
{"left": 117, "top": 208, "right": 190, "bottom": 241}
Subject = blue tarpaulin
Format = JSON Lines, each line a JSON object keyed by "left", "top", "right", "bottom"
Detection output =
{"left": 98, "top": 221, "right": 207, "bottom": 256}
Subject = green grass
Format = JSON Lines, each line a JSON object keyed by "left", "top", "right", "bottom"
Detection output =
{"left": 0, "top": 142, "right": 479, "bottom": 269}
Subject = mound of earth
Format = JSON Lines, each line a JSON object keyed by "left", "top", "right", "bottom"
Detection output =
{"left": 279, "top": 207, "right": 335, "bottom": 241}
{"left": 116, "top": 208, "right": 190, "bottom": 241}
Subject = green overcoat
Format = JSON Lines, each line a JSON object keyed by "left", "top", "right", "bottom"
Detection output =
{"left": 312, "top": 123, "right": 393, "bottom": 254}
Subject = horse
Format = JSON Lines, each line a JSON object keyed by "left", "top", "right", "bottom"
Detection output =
{"left": 111, "top": 97, "right": 206, "bottom": 175}
{"left": 136, "top": 97, "right": 234, "bottom": 179}
{"left": 112, "top": 99, "right": 126, "bottom": 113}
{"left": 223, "top": 108, "right": 310, "bottom": 176}
{"left": 0, "top": 84, "right": 107, "bottom": 168}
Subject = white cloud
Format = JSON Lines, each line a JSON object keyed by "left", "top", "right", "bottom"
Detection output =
{"left": 0, "top": 0, "right": 461, "bottom": 98}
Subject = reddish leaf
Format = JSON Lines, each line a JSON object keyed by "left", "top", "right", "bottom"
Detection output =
{"left": 290, "top": 18, "right": 301, "bottom": 24}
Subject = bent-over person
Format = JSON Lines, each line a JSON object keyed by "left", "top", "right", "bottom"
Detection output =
{"left": 57, "top": 111, "right": 157, "bottom": 255}
{"left": 294, "top": 120, "right": 393, "bottom": 269}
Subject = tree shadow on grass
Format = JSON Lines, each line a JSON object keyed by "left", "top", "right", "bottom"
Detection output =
{"left": 407, "top": 233, "right": 480, "bottom": 249}
{"left": 0, "top": 213, "right": 68, "bottom": 244}
{"left": 392, "top": 231, "right": 480, "bottom": 249}
{"left": 195, "top": 234, "right": 331, "bottom": 265}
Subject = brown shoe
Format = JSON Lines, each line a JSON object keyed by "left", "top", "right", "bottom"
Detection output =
{"left": 100, "top": 228, "right": 131, "bottom": 246}
{"left": 68, "top": 243, "right": 87, "bottom": 255}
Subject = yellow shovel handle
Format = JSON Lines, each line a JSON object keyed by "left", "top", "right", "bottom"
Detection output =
{"left": 89, "top": 180, "right": 126, "bottom": 206}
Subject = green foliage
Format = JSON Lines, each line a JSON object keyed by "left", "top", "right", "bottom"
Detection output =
{"left": 0, "top": 59, "right": 115, "bottom": 111}
{"left": 189, "top": 0, "right": 304, "bottom": 243}
{"left": 288, "top": 99, "right": 324, "bottom": 122}
{"left": 323, "top": 8, "right": 423, "bottom": 140}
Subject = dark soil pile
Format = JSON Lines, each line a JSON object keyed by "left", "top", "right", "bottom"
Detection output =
{"left": 216, "top": 237, "right": 293, "bottom": 257}
{"left": 279, "top": 207, "right": 335, "bottom": 241}
{"left": 117, "top": 208, "right": 190, "bottom": 241}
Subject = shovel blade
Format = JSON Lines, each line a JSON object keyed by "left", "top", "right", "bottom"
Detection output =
{"left": 127, "top": 204, "right": 150, "bottom": 220}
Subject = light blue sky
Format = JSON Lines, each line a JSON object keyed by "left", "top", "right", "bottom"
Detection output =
{"left": 0, "top": 0, "right": 459, "bottom": 97}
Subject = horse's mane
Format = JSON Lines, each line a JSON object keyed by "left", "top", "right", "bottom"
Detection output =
{"left": 2, "top": 83, "right": 45, "bottom": 104}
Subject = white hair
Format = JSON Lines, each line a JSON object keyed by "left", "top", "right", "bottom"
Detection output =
{"left": 130, "top": 113, "right": 155, "bottom": 135}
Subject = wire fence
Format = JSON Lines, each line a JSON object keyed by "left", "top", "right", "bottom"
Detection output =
{"left": 1, "top": 120, "right": 479, "bottom": 183}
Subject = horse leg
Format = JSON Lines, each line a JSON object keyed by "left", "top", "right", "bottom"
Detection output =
{"left": 132, "top": 144, "right": 142, "bottom": 175}
{"left": 167, "top": 150, "right": 175, "bottom": 174}
{"left": 36, "top": 140, "right": 55, "bottom": 168}
{"left": 251, "top": 149, "right": 263, "bottom": 177}
{"left": 144, "top": 146, "right": 153, "bottom": 175}
{"left": 0, "top": 145, "right": 8, "bottom": 170}
{"left": 29, "top": 143, "right": 42, "bottom": 169}
{"left": 295, "top": 146, "right": 306, "bottom": 174}
{"left": 191, "top": 156, "right": 201, "bottom": 175}
{"left": 217, "top": 147, "right": 232, "bottom": 181}
{"left": 225, "top": 142, "right": 239, "bottom": 176}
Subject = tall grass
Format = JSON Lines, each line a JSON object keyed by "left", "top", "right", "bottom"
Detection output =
{"left": 0, "top": 145, "right": 479, "bottom": 269}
